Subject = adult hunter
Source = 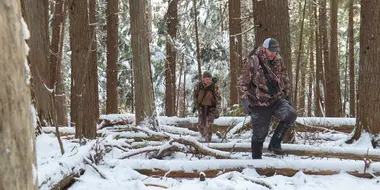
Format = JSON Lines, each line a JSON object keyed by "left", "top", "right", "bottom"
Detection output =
{"left": 237, "top": 38, "right": 297, "bottom": 159}
{"left": 193, "top": 71, "right": 221, "bottom": 143}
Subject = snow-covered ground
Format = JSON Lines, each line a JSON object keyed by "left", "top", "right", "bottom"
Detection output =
{"left": 36, "top": 117, "right": 380, "bottom": 190}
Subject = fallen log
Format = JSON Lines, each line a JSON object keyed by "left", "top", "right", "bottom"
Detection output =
{"left": 50, "top": 170, "right": 84, "bottom": 190}
{"left": 119, "top": 138, "right": 237, "bottom": 159}
{"left": 38, "top": 141, "right": 96, "bottom": 189}
{"left": 129, "top": 142, "right": 380, "bottom": 162}
{"left": 209, "top": 143, "right": 380, "bottom": 161}
{"left": 177, "top": 122, "right": 353, "bottom": 134}
{"left": 124, "top": 159, "right": 380, "bottom": 179}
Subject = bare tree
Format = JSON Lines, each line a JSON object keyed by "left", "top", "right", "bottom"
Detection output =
{"left": 325, "top": 0, "right": 342, "bottom": 116}
{"left": 68, "top": 0, "right": 97, "bottom": 138}
{"left": 348, "top": 0, "right": 356, "bottom": 117}
{"left": 90, "top": 0, "right": 99, "bottom": 120}
{"left": 294, "top": 0, "right": 307, "bottom": 111}
{"left": 228, "top": 0, "right": 242, "bottom": 106}
{"left": 50, "top": 0, "right": 68, "bottom": 127}
{"left": 348, "top": 0, "right": 380, "bottom": 147}
{"left": 129, "top": 0, "right": 157, "bottom": 125}
{"left": 165, "top": 0, "right": 178, "bottom": 116}
{"left": 0, "top": 0, "right": 38, "bottom": 188}
{"left": 315, "top": 0, "right": 325, "bottom": 116}
{"left": 193, "top": 0, "right": 202, "bottom": 79}
{"left": 106, "top": 0, "right": 119, "bottom": 114}
{"left": 22, "top": 0, "right": 55, "bottom": 126}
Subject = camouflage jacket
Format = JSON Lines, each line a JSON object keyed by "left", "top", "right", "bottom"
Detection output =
{"left": 193, "top": 80, "right": 221, "bottom": 110}
{"left": 237, "top": 47, "right": 291, "bottom": 107}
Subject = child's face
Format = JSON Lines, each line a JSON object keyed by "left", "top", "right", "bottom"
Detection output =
{"left": 203, "top": 77, "right": 212, "bottom": 86}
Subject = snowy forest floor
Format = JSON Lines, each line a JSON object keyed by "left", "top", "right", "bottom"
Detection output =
{"left": 37, "top": 115, "right": 380, "bottom": 190}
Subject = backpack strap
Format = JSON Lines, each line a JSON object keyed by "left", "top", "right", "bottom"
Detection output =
{"left": 197, "top": 82, "right": 217, "bottom": 106}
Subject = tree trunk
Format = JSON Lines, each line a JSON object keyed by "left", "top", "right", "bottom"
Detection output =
{"left": 307, "top": 4, "right": 317, "bottom": 117}
{"left": 193, "top": 0, "right": 202, "bottom": 79}
{"left": 352, "top": 0, "right": 380, "bottom": 147}
{"left": 165, "top": 0, "right": 178, "bottom": 116}
{"left": 89, "top": 0, "right": 99, "bottom": 120}
{"left": 183, "top": 58, "right": 187, "bottom": 116}
{"left": 129, "top": 0, "right": 156, "bottom": 125}
{"left": 130, "top": 60, "right": 134, "bottom": 113}
{"left": 22, "top": 0, "right": 54, "bottom": 127}
{"left": 315, "top": 1, "right": 324, "bottom": 117}
{"left": 106, "top": 0, "right": 119, "bottom": 114}
{"left": 177, "top": 55, "right": 183, "bottom": 116}
{"left": 252, "top": 0, "right": 293, "bottom": 95}
{"left": 307, "top": 4, "right": 315, "bottom": 117}
{"left": 294, "top": 0, "right": 307, "bottom": 111}
{"left": 0, "top": 0, "right": 38, "bottom": 188}
{"left": 228, "top": 0, "right": 242, "bottom": 106}
{"left": 325, "top": 0, "right": 342, "bottom": 116}
{"left": 69, "top": 0, "right": 97, "bottom": 138}
{"left": 146, "top": 0, "right": 153, "bottom": 42}
{"left": 316, "top": 0, "right": 329, "bottom": 117}
{"left": 50, "top": 0, "right": 68, "bottom": 127}
{"left": 348, "top": 0, "right": 356, "bottom": 117}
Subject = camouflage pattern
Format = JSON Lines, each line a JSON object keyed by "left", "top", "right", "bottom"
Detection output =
{"left": 193, "top": 80, "right": 221, "bottom": 142}
{"left": 237, "top": 47, "right": 291, "bottom": 107}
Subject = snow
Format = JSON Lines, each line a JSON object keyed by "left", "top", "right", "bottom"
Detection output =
{"left": 99, "top": 114, "right": 356, "bottom": 127}
{"left": 37, "top": 134, "right": 95, "bottom": 189}
{"left": 36, "top": 117, "right": 380, "bottom": 190}
{"left": 31, "top": 105, "right": 37, "bottom": 129}
{"left": 21, "top": 17, "right": 31, "bottom": 84}
{"left": 32, "top": 163, "right": 37, "bottom": 184}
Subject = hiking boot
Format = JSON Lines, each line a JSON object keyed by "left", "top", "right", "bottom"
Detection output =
{"left": 251, "top": 141, "right": 263, "bottom": 159}
{"left": 268, "top": 121, "right": 289, "bottom": 155}
{"left": 268, "top": 138, "right": 283, "bottom": 155}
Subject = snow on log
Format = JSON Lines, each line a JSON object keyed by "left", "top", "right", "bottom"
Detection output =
{"left": 119, "top": 137, "right": 238, "bottom": 159}
{"left": 98, "top": 114, "right": 356, "bottom": 128}
{"left": 129, "top": 142, "right": 380, "bottom": 161}
{"left": 209, "top": 143, "right": 380, "bottom": 161}
{"left": 38, "top": 141, "right": 95, "bottom": 189}
{"left": 124, "top": 159, "right": 380, "bottom": 179}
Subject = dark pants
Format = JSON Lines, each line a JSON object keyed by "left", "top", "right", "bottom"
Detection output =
{"left": 249, "top": 99, "right": 297, "bottom": 143}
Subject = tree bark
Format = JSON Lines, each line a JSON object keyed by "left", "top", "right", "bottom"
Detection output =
{"left": 352, "top": 0, "right": 380, "bottom": 147}
{"left": 348, "top": 0, "right": 356, "bottom": 117}
{"left": 325, "top": 0, "right": 342, "bottom": 116}
{"left": 307, "top": 19, "right": 314, "bottom": 117}
{"left": 129, "top": 0, "right": 157, "bottom": 125}
{"left": 177, "top": 55, "right": 183, "bottom": 116}
{"left": 165, "top": 0, "right": 178, "bottom": 116}
{"left": 252, "top": 0, "right": 293, "bottom": 96}
{"left": 0, "top": 0, "right": 38, "bottom": 188}
{"left": 228, "top": 0, "right": 242, "bottom": 106}
{"left": 69, "top": 0, "right": 97, "bottom": 138}
{"left": 294, "top": 0, "right": 307, "bottom": 111}
{"left": 50, "top": 0, "right": 68, "bottom": 127}
{"left": 22, "top": 0, "right": 54, "bottom": 126}
{"left": 183, "top": 58, "right": 187, "bottom": 116}
{"left": 193, "top": 0, "right": 202, "bottom": 79}
{"left": 106, "top": 0, "right": 119, "bottom": 114}
{"left": 315, "top": 1, "right": 324, "bottom": 117}
{"left": 89, "top": 0, "right": 99, "bottom": 120}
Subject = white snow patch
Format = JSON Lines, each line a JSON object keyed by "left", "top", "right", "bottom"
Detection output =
{"left": 32, "top": 163, "right": 37, "bottom": 184}
{"left": 21, "top": 18, "right": 30, "bottom": 39}
{"left": 31, "top": 105, "right": 37, "bottom": 129}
